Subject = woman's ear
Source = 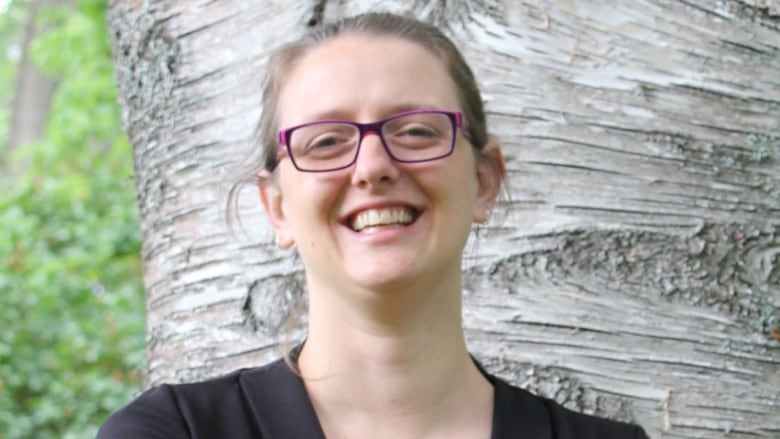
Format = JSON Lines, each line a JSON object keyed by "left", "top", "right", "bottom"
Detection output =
{"left": 258, "top": 170, "right": 295, "bottom": 249}
{"left": 473, "top": 139, "right": 505, "bottom": 224}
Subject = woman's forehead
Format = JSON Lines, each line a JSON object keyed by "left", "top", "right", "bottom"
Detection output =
{"left": 277, "top": 34, "right": 459, "bottom": 124}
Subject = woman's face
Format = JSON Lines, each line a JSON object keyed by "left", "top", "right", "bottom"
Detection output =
{"left": 261, "top": 34, "right": 502, "bottom": 294}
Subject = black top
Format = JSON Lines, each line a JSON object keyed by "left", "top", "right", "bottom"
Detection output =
{"left": 98, "top": 358, "right": 648, "bottom": 438}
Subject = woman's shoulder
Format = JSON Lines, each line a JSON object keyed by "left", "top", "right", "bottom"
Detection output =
{"left": 97, "top": 359, "right": 293, "bottom": 439}
{"left": 491, "top": 375, "right": 649, "bottom": 439}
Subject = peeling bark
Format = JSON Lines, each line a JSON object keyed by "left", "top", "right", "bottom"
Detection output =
{"left": 108, "top": 1, "right": 779, "bottom": 437}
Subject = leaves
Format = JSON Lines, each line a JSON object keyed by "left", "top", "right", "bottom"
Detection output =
{"left": 0, "top": 1, "right": 144, "bottom": 438}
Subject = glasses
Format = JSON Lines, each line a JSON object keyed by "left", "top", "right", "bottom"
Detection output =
{"left": 277, "top": 109, "right": 466, "bottom": 172}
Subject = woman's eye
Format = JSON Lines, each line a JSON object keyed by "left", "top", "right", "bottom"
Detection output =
{"left": 399, "top": 125, "right": 437, "bottom": 138}
{"left": 313, "top": 136, "right": 339, "bottom": 147}
{"left": 308, "top": 134, "right": 347, "bottom": 149}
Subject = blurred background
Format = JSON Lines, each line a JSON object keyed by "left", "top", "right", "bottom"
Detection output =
{"left": 0, "top": 0, "right": 144, "bottom": 438}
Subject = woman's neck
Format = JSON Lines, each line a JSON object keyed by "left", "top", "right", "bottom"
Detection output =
{"left": 297, "top": 279, "right": 493, "bottom": 439}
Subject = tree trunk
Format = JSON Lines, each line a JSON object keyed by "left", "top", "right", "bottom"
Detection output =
{"left": 107, "top": 1, "right": 779, "bottom": 437}
{"left": 5, "top": 0, "right": 58, "bottom": 169}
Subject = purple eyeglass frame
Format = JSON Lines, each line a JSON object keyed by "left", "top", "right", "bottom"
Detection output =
{"left": 276, "top": 109, "right": 467, "bottom": 173}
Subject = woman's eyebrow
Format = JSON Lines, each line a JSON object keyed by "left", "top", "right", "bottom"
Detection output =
{"left": 302, "top": 103, "right": 446, "bottom": 122}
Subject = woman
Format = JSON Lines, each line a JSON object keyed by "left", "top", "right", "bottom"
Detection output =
{"left": 99, "top": 12, "right": 648, "bottom": 438}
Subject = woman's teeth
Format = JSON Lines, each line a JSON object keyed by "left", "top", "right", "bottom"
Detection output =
{"left": 350, "top": 208, "right": 414, "bottom": 232}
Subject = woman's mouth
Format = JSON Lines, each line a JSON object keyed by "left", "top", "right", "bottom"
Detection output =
{"left": 347, "top": 207, "right": 419, "bottom": 233}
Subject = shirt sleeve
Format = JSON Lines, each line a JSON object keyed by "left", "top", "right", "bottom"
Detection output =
{"left": 96, "top": 385, "right": 190, "bottom": 439}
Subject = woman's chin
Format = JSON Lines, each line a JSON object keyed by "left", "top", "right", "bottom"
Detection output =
{"left": 345, "top": 259, "right": 422, "bottom": 293}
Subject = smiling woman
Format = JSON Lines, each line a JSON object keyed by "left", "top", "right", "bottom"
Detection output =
{"left": 99, "top": 12, "right": 648, "bottom": 439}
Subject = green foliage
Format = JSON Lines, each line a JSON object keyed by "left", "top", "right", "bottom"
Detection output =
{"left": 0, "top": 1, "right": 145, "bottom": 438}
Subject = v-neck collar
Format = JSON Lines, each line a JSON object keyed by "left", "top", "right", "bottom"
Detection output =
{"left": 238, "top": 356, "right": 554, "bottom": 439}
{"left": 239, "top": 359, "right": 327, "bottom": 438}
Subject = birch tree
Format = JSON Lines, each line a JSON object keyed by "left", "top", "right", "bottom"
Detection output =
{"left": 107, "top": 1, "right": 779, "bottom": 437}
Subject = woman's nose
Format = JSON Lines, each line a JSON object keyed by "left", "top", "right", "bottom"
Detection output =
{"left": 350, "top": 132, "right": 400, "bottom": 188}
